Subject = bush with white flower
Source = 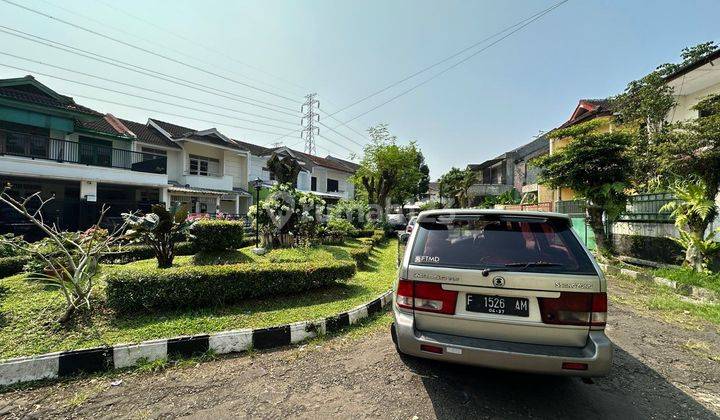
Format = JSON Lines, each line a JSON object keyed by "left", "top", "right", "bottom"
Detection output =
{"left": 249, "top": 183, "right": 326, "bottom": 247}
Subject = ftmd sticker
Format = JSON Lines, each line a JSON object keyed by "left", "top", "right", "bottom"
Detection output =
{"left": 415, "top": 256, "right": 440, "bottom": 263}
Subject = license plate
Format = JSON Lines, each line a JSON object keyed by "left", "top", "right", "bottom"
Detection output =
{"left": 466, "top": 294, "right": 529, "bottom": 317}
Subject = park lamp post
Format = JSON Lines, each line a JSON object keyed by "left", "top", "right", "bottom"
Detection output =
{"left": 252, "top": 177, "right": 266, "bottom": 254}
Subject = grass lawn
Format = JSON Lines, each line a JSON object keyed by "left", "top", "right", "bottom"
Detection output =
{"left": 609, "top": 272, "right": 720, "bottom": 327}
{"left": 0, "top": 239, "right": 397, "bottom": 360}
{"left": 652, "top": 266, "right": 720, "bottom": 295}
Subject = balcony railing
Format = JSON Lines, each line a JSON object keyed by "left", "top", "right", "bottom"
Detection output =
{"left": 0, "top": 129, "right": 167, "bottom": 174}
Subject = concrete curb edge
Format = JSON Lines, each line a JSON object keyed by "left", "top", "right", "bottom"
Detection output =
{"left": 597, "top": 263, "right": 718, "bottom": 302}
{"left": 0, "top": 290, "right": 394, "bottom": 387}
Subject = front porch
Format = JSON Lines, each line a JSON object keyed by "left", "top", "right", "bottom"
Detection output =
{"left": 168, "top": 185, "right": 250, "bottom": 217}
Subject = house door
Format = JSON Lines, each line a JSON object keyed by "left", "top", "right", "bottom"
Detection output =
{"left": 79, "top": 137, "right": 112, "bottom": 167}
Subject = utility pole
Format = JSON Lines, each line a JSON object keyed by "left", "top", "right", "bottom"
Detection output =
{"left": 301, "top": 93, "right": 320, "bottom": 155}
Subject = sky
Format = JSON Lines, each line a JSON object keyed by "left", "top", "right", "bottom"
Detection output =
{"left": 0, "top": 0, "right": 718, "bottom": 179}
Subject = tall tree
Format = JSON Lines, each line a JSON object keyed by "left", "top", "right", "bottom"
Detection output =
{"left": 533, "top": 121, "right": 633, "bottom": 254}
{"left": 438, "top": 167, "right": 477, "bottom": 208}
{"left": 352, "top": 124, "right": 423, "bottom": 208}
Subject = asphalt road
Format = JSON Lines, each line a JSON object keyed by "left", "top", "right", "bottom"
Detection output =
{"left": 1, "top": 280, "right": 719, "bottom": 419}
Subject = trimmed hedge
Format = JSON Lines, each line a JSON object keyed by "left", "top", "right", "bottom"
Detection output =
{"left": 371, "top": 231, "right": 386, "bottom": 245}
{"left": 0, "top": 256, "right": 30, "bottom": 278}
{"left": 353, "top": 229, "right": 375, "bottom": 238}
{"left": 191, "top": 220, "right": 245, "bottom": 252}
{"left": 349, "top": 246, "right": 372, "bottom": 269}
{"left": 101, "top": 242, "right": 196, "bottom": 264}
{"left": 106, "top": 260, "right": 357, "bottom": 312}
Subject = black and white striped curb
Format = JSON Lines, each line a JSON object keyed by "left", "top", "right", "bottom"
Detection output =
{"left": 598, "top": 262, "right": 718, "bottom": 301}
{"left": 0, "top": 291, "right": 393, "bottom": 387}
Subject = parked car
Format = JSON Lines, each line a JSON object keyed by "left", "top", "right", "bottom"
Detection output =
{"left": 391, "top": 209, "right": 611, "bottom": 377}
{"left": 405, "top": 216, "right": 418, "bottom": 233}
{"left": 387, "top": 213, "right": 407, "bottom": 230}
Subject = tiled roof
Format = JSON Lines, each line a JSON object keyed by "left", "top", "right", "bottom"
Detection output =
{"left": 0, "top": 84, "right": 101, "bottom": 116}
{"left": 296, "top": 150, "right": 356, "bottom": 173}
{"left": 558, "top": 99, "right": 614, "bottom": 129}
{"left": 231, "top": 139, "right": 272, "bottom": 156}
{"left": 324, "top": 155, "right": 361, "bottom": 172}
{"left": 149, "top": 118, "right": 245, "bottom": 151}
{"left": 120, "top": 119, "right": 181, "bottom": 149}
{"left": 149, "top": 118, "right": 195, "bottom": 138}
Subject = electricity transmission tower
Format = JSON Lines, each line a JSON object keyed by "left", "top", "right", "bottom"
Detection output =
{"left": 301, "top": 93, "right": 320, "bottom": 155}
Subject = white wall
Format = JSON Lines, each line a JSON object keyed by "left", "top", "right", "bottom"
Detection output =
{"left": 668, "top": 82, "right": 720, "bottom": 123}
{"left": 223, "top": 150, "right": 248, "bottom": 189}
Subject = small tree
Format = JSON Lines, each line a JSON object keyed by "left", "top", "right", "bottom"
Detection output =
{"left": 438, "top": 167, "right": 477, "bottom": 208}
{"left": 122, "top": 203, "right": 194, "bottom": 268}
{"left": 661, "top": 178, "right": 718, "bottom": 271}
{"left": 0, "top": 186, "right": 129, "bottom": 323}
{"left": 352, "top": 124, "right": 423, "bottom": 209}
{"left": 267, "top": 153, "right": 302, "bottom": 187}
{"left": 533, "top": 121, "right": 633, "bottom": 254}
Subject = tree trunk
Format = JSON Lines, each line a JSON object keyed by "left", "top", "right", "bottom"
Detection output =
{"left": 586, "top": 205, "right": 609, "bottom": 254}
{"left": 685, "top": 222, "right": 709, "bottom": 272}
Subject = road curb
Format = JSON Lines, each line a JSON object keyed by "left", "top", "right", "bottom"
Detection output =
{"left": 598, "top": 263, "right": 718, "bottom": 302}
{"left": 0, "top": 290, "right": 394, "bottom": 387}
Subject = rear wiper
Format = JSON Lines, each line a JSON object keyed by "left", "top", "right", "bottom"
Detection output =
{"left": 481, "top": 261, "right": 563, "bottom": 277}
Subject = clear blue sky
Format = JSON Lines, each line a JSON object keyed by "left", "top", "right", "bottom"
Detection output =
{"left": 0, "top": 0, "right": 718, "bottom": 178}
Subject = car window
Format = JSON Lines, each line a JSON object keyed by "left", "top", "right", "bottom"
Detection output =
{"left": 409, "top": 215, "right": 596, "bottom": 274}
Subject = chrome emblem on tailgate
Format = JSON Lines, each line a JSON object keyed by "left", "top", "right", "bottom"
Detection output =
{"left": 413, "top": 273, "right": 460, "bottom": 282}
{"left": 492, "top": 276, "right": 505, "bottom": 288}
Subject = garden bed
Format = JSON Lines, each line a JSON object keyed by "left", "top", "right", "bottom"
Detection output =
{"left": 0, "top": 239, "right": 397, "bottom": 360}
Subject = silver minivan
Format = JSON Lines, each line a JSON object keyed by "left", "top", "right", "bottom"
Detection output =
{"left": 392, "top": 209, "right": 612, "bottom": 377}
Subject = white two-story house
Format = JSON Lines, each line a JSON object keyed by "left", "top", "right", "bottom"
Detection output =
{"left": 236, "top": 143, "right": 357, "bottom": 203}
{"left": 146, "top": 119, "right": 251, "bottom": 216}
{"left": 0, "top": 76, "right": 170, "bottom": 235}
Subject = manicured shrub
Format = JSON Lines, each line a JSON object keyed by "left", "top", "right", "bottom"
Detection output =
{"left": 106, "top": 260, "right": 357, "bottom": 312}
{"left": 353, "top": 229, "right": 375, "bottom": 238}
{"left": 349, "top": 246, "right": 372, "bottom": 269}
{"left": 328, "top": 200, "right": 370, "bottom": 229}
{"left": 371, "top": 230, "right": 386, "bottom": 245}
{"left": 191, "top": 220, "right": 245, "bottom": 252}
{"left": 327, "top": 218, "right": 358, "bottom": 237}
{"left": 101, "top": 242, "right": 196, "bottom": 264}
{"left": 0, "top": 256, "right": 30, "bottom": 278}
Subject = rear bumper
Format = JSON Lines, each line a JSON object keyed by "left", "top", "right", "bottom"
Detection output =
{"left": 393, "top": 306, "right": 612, "bottom": 377}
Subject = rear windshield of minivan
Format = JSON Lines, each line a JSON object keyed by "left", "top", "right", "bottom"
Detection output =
{"left": 409, "top": 215, "right": 596, "bottom": 274}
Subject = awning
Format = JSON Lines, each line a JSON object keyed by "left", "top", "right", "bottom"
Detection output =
{"left": 168, "top": 186, "right": 229, "bottom": 197}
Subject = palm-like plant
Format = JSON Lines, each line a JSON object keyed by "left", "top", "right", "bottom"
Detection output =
{"left": 661, "top": 178, "right": 718, "bottom": 271}
{"left": 122, "top": 203, "right": 194, "bottom": 268}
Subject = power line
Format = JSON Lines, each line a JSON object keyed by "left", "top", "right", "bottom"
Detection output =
{"left": 35, "top": 0, "right": 305, "bottom": 101}
{"left": 0, "top": 63, "right": 299, "bottom": 132}
{"left": 328, "top": 0, "right": 568, "bottom": 118}
{"left": 337, "top": 0, "right": 567, "bottom": 125}
{"left": 0, "top": 0, "right": 302, "bottom": 104}
{"left": 300, "top": 94, "right": 320, "bottom": 155}
{"left": 95, "top": 0, "right": 310, "bottom": 97}
{"left": 71, "top": 93, "right": 301, "bottom": 138}
{"left": 317, "top": 120, "right": 365, "bottom": 148}
{"left": 0, "top": 26, "right": 300, "bottom": 116}
{"left": 318, "top": 108, "right": 368, "bottom": 142}
{"left": 0, "top": 51, "right": 297, "bottom": 126}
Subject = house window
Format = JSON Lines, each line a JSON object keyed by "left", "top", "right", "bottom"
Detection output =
{"left": 327, "top": 178, "right": 339, "bottom": 192}
{"left": 311, "top": 176, "right": 317, "bottom": 191}
{"left": 189, "top": 154, "right": 220, "bottom": 176}
{"left": 79, "top": 136, "right": 112, "bottom": 167}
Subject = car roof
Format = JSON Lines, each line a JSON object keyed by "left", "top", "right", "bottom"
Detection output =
{"left": 416, "top": 208, "right": 570, "bottom": 223}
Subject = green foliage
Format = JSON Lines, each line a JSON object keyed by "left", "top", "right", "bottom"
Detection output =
{"left": 101, "top": 242, "right": 196, "bottom": 264}
{"left": 349, "top": 246, "right": 372, "bottom": 269}
{"left": 0, "top": 256, "right": 30, "bottom": 278}
{"left": 0, "top": 234, "right": 26, "bottom": 258}
{"left": 438, "top": 167, "right": 477, "bottom": 208}
{"left": 661, "top": 178, "right": 719, "bottom": 271}
{"left": 191, "top": 250, "right": 252, "bottom": 266}
{"left": 190, "top": 220, "right": 245, "bottom": 252}
{"left": 534, "top": 123, "right": 633, "bottom": 252}
{"left": 371, "top": 230, "right": 386, "bottom": 245}
{"left": 105, "top": 260, "right": 357, "bottom": 313}
{"left": 327, "top": 218, "right": 358, "bottom": 237}
{"left": 418, "top": 201, "right": 442, "bottom": 211}
{"left": 352, "top": 124, "right": 425, "bottom": 206}
{"left": 249, "top": 183, "right": 326, "bottom": 247}
{"left": 329, "top": 199, "right": 370, "bottom": 229}
{"left": 266, "top": 153, "right": 302, "bottom": 186}
{"left": 656, "top": 41, "right": 719, "bottom": 76}
{"left": 122, "top": 203, "right": 194, "bottom": 268}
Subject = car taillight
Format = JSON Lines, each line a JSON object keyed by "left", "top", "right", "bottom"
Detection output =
{"left": 396, "top": 279, "right": 458, "bottom": 315}
{"left": 537, "top": 292, "right": 607, "bottom": 327}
